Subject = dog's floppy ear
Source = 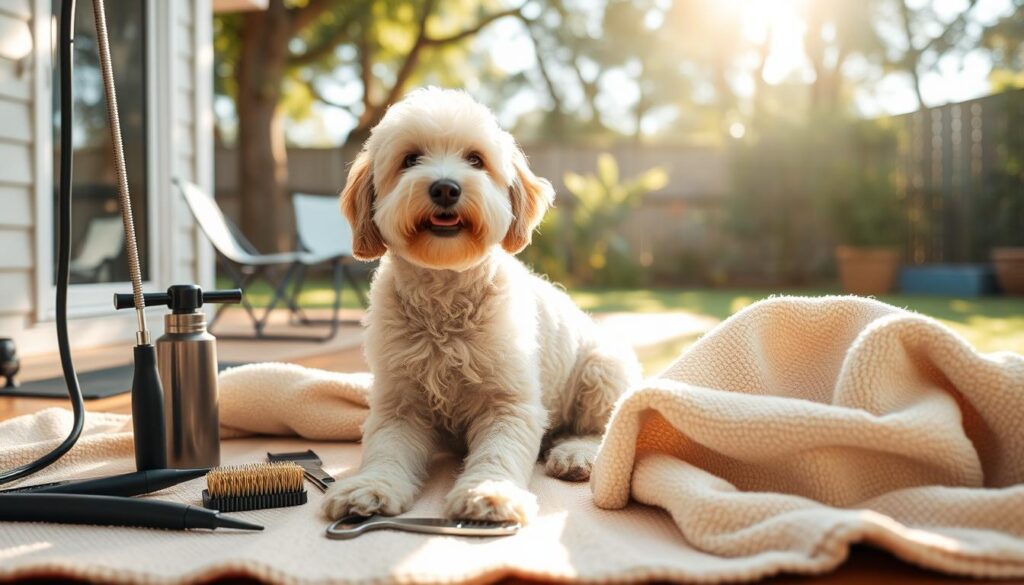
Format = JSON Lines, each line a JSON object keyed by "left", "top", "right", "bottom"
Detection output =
{"left": 340, "top": 150, "right": 387, "bottom": 260}
{"left": 502, "top": 147, "right": 554, "bottom": 254}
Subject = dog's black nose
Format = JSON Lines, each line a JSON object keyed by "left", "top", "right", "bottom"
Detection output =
{"left": 429, "top": 179, "right": 461, "bottom": 208}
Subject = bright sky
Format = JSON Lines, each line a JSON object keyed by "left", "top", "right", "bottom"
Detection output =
{"left": 845, "top": 0, "right": 1013, "bottom": 116}
{"left": 278, "top": 0, "right": 1017, "bottom": 146}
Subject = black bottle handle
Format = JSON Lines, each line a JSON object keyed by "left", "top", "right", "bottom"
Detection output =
{"left": 114, "top": 286, "right": 242, "bottom": 312}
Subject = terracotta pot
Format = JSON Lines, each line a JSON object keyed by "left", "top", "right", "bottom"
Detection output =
{"left": 835, "top": 246, "right": 900, "bottom": 296}
{"left": 992, "top": 247, "right": 1024, "bottom": 295}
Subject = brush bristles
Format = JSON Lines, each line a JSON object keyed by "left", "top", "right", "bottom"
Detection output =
{"left": 206, "top": 462, "right": 305, "bottom": 497}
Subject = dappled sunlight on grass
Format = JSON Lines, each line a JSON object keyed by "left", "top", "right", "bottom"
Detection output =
{"left": 570, "top": 288, "right": 1024, "bottom": 356}
{"left": 219, "top": 277, "right": 365, "bottom": 310}
{"left": 571, "top": 290, "right": 680, "bottom": 313}
{"left": 729, "top": 296, "right": 755, "bottom": 314}
{"left": 301, "top": 288, "right": 351, "bottom": 306}
{"left": 571, "top": 288, "right": 836, "bottom": 320}
{"left": 874, "top": 295, "right": 1024, "bottom": 354}
{"left": 945, "top": 316, "right": 1024, "bottom": 355}
{"left": 640, "top": 336, "right": 698, "bottom": 377}
{"left": 949, "top": 299, "right": 973, "bottom": 314}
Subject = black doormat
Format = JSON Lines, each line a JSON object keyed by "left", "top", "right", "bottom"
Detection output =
{"left": 2, "top": 362, "right": 246, "bottom": 400}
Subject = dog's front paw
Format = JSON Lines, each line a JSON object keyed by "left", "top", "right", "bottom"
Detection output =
{"left": 444, "top": 479, "right": 537, "bottom": 525}
{"left": 544, "top": 439, "right": 598, "bottom": 482}
{"left": 320, "top": 473, "right": 413, "bottom": 520}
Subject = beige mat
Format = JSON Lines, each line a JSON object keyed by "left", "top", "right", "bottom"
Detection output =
{"left": 1, "top": 296, "right": 1022, "bottom": 583}
{"left": 0, "top": 409, "right": 739, "bottom": 585}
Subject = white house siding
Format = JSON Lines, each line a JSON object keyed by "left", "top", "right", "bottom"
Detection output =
{"left": 0, "top": 0, "right": 37, "bottom": 344}
{"left": 1, "top": 0, "right": 214, "bottom": 356}
{"left": 165, "top": 0, "right": 214, "bottom": 288}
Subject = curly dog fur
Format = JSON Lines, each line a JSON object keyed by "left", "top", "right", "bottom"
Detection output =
{"left": 322, "top": 88, "right": 641, "bottom": 524}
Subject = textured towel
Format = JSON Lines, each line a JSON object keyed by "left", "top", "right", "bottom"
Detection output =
{"left": 0, "top": 296, "right": 1022, "bottom": 584}
{"left": 592, "top": 296, "right": 1024, "bottom": 578}
{"left": 218, "top": 363, "right": 371, "bottom": 440}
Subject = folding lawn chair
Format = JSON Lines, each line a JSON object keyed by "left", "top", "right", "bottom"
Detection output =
{"left": 288, "top": 193, "right": 369, "bottom": 327}
{"left": 174, "top": 178, "right": 343, "bottom": 341}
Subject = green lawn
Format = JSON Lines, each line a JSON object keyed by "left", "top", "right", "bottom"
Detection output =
{"left": 236, "top": 279, "right": 367, "bottom": 312}
{"left": 235, "top": 278, "right": 1024, "bottom": 356}
{"left": 571, "top": 287, "right": 1024, "bottom": 356}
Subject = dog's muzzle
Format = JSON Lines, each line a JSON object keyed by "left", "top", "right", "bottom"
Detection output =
{"left": 429, "top": 179, "right": 461, "bottom": 208}
{"left": 426, "top": 179, "right": 464, "bottom": 236}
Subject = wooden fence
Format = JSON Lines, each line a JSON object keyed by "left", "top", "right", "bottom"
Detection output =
{"left": 212, "top": 90, "right": 1024, "bottom": 284}
{"left": 214, "top": 143, "right": 728, "bottom": 202}
{"left": 897, "top": 89, "right": 1024, "bottom": 264}
{"left": 214, "top": 143, "right": 731, "bottom": 283}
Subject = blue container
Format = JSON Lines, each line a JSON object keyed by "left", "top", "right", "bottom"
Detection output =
{"left": 898, "top": 265, "right": 998, "bottom": 297}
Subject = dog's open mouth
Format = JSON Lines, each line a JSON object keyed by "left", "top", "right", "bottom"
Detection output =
{"left": 425, "top": 211, "right": 463, "bottom": 236}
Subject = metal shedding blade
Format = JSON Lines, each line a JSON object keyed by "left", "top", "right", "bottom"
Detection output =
{"left": 326, "top": 514, "right": 520, "bottom": 540}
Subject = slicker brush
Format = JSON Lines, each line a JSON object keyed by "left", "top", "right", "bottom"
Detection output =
{"left": 203, "top": 462, "right": 307, "bottom": 512}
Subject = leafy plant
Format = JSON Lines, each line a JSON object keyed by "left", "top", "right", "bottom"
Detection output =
{"left": 523, "top": 154, "right": 667, "bottom": 287}
{"left": 827, "top": 121, "right": 905, "bottom": 248}
{"left": 727, "top": 114, "right": 904, "bottom": 284}
{"left": 830, "top": 177, "right": 905, "bottom": 247}
{"left": 986, "top": 91, "right": 1024, "bottom": 248}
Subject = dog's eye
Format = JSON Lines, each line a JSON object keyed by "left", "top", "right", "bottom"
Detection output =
{"left": 466, "top": 153, "right": 484, "bottom": 168}
{"left": 402, "top": 153, "right": 421, "bottom": 169}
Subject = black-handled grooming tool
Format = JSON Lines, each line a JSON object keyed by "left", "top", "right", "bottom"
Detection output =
{"left": 114, "top": 286, "right": 242, "bottom": 313}
{"left": 267, "top": 450, "right": 335, "bottom": 493}
{"left": 130, "top": 343, "right": 167, "bottom": 471}
{"left": 202, "top": 463, "right": 307, "bottom": 512}
{"left": 0, "top": 494, "right": 263, "bottom": 531}
{"left": 0, "top": 468, "right": 209, "bottom": 497}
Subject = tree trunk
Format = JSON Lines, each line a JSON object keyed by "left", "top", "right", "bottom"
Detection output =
{"left": 236, "top": 1, "right": 293, "bottom": 252}
{"left": 751, "top": 29, "right": 772, "bottom": 124}
{"left": 804, "top": 6, "right": 838, "bottom": 113}
{"left": 633, "top": 89, "right": 647, "bottom": 144}
{"left": 897, "top": 0, "right": 926, "bottom": 110}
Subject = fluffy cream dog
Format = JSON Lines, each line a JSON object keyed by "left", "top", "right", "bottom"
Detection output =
{"left": 322, "top": 87, "right": 641, "bottom": 524}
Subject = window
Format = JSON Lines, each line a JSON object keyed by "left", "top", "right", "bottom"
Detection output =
{"left": 51, "top": 0, "right": 149, "bottom": 285}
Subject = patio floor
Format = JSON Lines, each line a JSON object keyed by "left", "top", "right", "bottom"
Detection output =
{"left": 1, "top": 308, "right": 367, "bottom": 421}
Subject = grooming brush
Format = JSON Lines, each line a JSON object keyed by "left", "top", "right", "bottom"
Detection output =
{"left": 203, "top": 462, "right": 307, "bottom": 512}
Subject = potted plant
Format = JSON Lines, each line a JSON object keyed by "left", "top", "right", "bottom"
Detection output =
{"left": 990, "top": 184, "right": 1024, "bottom": 295}
{"left": 831, "top": 172, "right": 905, "bottom": 296}
{"left": 993, "top": 247, "right": 1024, "bottom": 294}
{"left": 989, "top": 126, "right": 1024, "bottom": 295}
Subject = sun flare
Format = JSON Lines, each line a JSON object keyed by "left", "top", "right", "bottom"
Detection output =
{"left": 717, "top": 0, "right": 810, "bottom": 84}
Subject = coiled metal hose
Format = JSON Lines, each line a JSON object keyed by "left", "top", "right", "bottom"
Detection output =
{"left": 92, "top": 0, "right": 149, "bottom": 344}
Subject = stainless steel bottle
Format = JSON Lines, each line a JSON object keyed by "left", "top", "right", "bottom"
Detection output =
{"left": 154, "top": 285, "right": 240, "bottom": 469}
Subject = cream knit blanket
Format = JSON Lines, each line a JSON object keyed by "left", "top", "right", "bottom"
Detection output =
{"left": 0, "top": 296, "right": 1021, "bottom": 583}
{"left": 591, "top": 296, "right": 1024, "bottom": 578}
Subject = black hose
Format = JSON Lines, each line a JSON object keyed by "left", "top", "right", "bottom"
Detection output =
{"left": 0, "top": 0, "right": 85, "bottom": 485}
